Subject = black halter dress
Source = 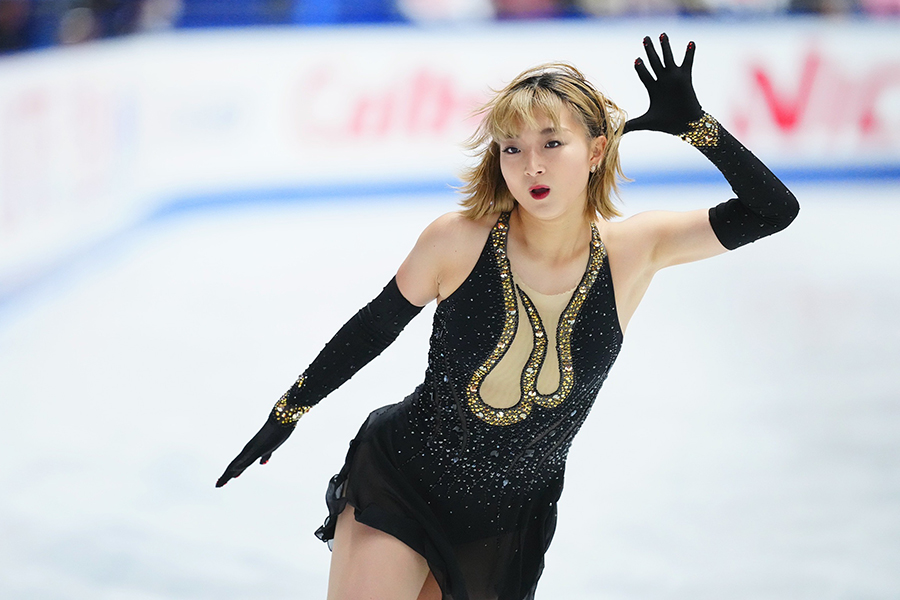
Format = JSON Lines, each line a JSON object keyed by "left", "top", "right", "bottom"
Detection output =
{"left": 316, "top": 212, "right": 623, "bottom": 600}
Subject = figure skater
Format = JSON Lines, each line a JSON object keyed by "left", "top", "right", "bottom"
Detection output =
{"left": 217, "top": 34, "right": 799, "bottom": 600}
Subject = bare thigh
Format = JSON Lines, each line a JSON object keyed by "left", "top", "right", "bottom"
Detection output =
{"left": 327, "top": 506, "right": 442, "bottom": 600}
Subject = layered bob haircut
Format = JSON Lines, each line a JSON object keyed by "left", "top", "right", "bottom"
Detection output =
{"left": 459, "top": 62, "right": 627, "bottom": 220}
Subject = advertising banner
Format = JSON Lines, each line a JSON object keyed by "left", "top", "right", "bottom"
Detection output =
{"left": 1, "top": 20, "right": 898, "bottom": 295}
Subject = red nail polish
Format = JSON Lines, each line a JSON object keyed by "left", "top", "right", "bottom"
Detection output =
{"left": 688, "top": 41, "right": 695, "bottom": 50}
{"left": 660, "top": 33, "right": 667, "bottom": 41}
{"left": 635, "top": 58, "right": 642, "bottom": 66}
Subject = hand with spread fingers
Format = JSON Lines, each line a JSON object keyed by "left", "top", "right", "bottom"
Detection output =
{"left": 624, "top": 33, "right": 703, "bottom": 135}
{"left": 216, "top": 416, "right": 293, "bottom": 487}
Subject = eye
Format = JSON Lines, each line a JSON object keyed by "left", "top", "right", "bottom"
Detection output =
{"left": 501, "top": 146, "right": 520, "bottom": 155}
{"left": 545, "top": 140, "right": 562, "bottom": 149}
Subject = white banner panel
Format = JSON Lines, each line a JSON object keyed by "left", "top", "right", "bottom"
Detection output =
{"left": 1, "top": 20, "right": 899, "bottom": 292}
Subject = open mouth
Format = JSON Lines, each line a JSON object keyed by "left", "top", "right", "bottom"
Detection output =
{"left": 529, "top": 186, "right": 550, "bottom": 200}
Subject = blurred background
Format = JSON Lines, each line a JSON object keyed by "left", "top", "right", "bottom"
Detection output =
{"left": 1, "top": 0, "right": 900, "bottom": 54}
{"left": 1, "top": 2, "right": 899, "bottom": 599}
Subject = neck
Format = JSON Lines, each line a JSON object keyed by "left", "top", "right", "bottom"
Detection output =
{"left": 508, "top": 206, "right": 592, "bottom": 263}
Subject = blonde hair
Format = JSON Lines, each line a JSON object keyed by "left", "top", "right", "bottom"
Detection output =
{"left": 459, "top": 62, "right": 627, "bottom": 220}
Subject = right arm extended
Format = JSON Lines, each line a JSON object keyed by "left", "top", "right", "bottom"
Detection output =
{"left": 215, "top": 277, "right": 423, "bottom": 487}
{"left": 216, "top": 212, "right": 487, "bottom": 487}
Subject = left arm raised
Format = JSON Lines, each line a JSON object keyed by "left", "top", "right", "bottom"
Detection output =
{"left": 625, "top": 34, "right": 799, "bottom": 270}
{"left": 643, "top": 113, "right": 800, "bottom": 271}
{"left": 685, "top": 114, "right": 799, "bottom": 251}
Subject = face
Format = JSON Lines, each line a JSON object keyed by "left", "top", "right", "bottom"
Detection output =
{"left": 497, "top": 106, "right": 606, "bottom": 221}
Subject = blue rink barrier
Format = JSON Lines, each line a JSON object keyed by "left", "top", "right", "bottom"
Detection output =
{"left": 1, "top": 164, "right": 899, "bottom": 330}
{"left": 149, "top": 164, "right": 900, "bottom": 221}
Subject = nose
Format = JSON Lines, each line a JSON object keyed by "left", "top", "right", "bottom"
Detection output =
{"left": 524, "top": 152, "right": 544, "bottom": 177}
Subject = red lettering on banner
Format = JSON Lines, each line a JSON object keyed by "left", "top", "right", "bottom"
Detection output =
{"left": 752, "top": 52, "right": 820, "bottom": 133}
{"left": 295, "top": 66, "right": 484, "bottom": 141}
{"left": 735, "top": 48, "right": 900, "bottom": 148}
{"left": 350, "top": 91, "right": 395, "bottom": 136}
{"left": 1, "top": 89, "right": 52, "bottom": 231}
{"left": 1, "top": 84, "right": 119, "bottom": 236}
{"left": 406, "top": 70, "right": 458, "bottom": 134}
{"left": 858, "top": 66, "right": 900, "bottom": 141}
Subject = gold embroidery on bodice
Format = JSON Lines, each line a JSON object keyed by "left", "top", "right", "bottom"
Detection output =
{"left": 466, "top": 212, "right": 607, "bottom": 426}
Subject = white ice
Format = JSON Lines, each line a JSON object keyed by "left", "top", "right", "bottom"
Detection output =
{"left": 1, "top": 182, "right": 899, "bottom": 599}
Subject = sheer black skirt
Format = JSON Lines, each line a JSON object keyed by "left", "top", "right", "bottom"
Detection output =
{"left": 315, "top": 390, "right": 559, "bottom": 600}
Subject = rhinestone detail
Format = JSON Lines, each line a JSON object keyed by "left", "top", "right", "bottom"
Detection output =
{"left": 466, "top": 213, "right": 606, "bottom": 426}
{"left": 679, "top": 112, "right": 719, "bottom": 148}
{"left": 270, "top": 375, "right": 311, "bottom": 426}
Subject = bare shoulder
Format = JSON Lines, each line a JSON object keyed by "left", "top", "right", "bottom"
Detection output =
{"left": 597, "top": 210, "right": 670, "bottom": 241}
{"left": 422, "top": 211, "right": 496, "bottom": 255}
{"left": 397, "top": 211, "right": 497, "bottom": 305}
{"left": 594, "top": 212, "right": 656, "bottom": 258}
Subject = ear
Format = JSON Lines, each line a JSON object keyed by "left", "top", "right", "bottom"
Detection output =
{"left": 590, "top": 135, "right": 608, "bottom": 164}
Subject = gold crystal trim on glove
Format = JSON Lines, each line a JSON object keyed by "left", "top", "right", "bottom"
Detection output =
{"left": 271, "top": 376, "right": 311, "bottom": 426}
{"left": 466, "top": 213, "right": 605, "bottom": 427}
{"left": 679, "top": 112, "right": 719, "bottom": 148}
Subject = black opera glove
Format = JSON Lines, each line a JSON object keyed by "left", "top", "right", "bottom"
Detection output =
{"left": 215, "top": 409, "right": 298, "bottom": 488}
{"left": 624, "top": 33, "right": 702, "bottom": 136}
{"left": 216, "top": 277, "right": 423, "bottom": 488}
{"left": 683, "top": 114, "right": 799, "bottom": 249}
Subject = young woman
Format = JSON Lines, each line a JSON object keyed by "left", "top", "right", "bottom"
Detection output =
{"left": 217, "top": 34, "right": 799, "bottom": 600}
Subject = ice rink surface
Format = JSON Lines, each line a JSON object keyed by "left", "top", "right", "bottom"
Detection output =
{"left": 1, "top": 181, "right": 899, "bottom": 599}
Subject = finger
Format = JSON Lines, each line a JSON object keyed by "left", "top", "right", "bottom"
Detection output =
{"left": 216, "top": 452, "right": 254, "bottom": 485}
{"left": 642, "top": 36, "right": 664, "bottom": 78}
{"left": 634, "top": 58, "right": 655, "bottom": 89}
{"left": 659, "top": 33, "right": 675, "bottom": 68}
{"left": 260, "top": 452, "right": 273, "bottom": 465}
{"left": 216, "top": 469, "right": 241, "bottom": 487}
{"left": 682, "top": 40, "right": 696, "bottom": 73}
